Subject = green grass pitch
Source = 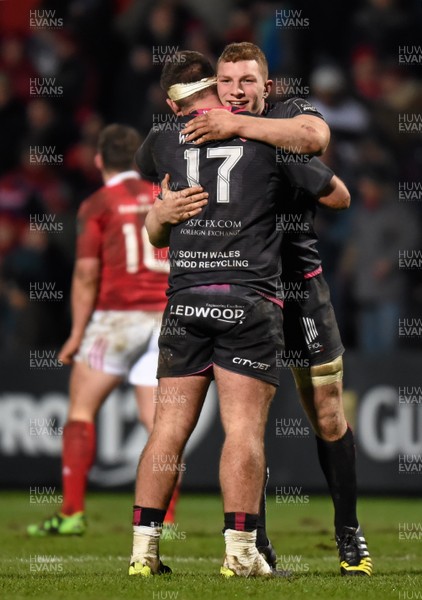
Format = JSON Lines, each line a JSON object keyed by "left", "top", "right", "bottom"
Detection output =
{"left": 1, "top": 492, "right": 421, "bottom": 599}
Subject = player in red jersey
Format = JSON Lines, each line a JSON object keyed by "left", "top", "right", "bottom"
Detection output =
{"left": 27, "top": 124, "right": 207, "bottom": 536}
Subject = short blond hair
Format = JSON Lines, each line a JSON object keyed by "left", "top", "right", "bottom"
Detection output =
{"left": 217, "top": 42, "right": 269, "bottom": 81}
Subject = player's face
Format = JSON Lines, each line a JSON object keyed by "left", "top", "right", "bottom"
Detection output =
{"left": 217, "top": 60, "right": 271, "bottom": 115}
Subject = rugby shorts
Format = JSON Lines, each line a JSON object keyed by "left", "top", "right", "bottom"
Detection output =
{"left": 281, "top": 273, "right": 344, "bottom": 368}
{"left": 75, "top": 310, "right": 162, "bottom": 382}
{"left": 157, "top": 284, "right": 284, "bottom": 386}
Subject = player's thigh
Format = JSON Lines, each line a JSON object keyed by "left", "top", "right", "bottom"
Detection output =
{"left": 68, "top": 360, "right": 123, "bottom": 421}
{"left": 214, "top": 365, "right": 276, "bottom": 438}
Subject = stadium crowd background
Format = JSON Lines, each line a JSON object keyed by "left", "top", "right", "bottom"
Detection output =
{"left": 0, "top": 0, "right": 421, "bottom": 356}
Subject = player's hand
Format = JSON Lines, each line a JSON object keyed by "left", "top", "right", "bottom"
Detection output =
{"left": 58, "top": 335, "right": 81, "bottom": 365}
{"left": 158, "top": 173, "right": 208, "bottom": 224}
{"left": 183, "top": 110, "right": 239, "bottom": 144}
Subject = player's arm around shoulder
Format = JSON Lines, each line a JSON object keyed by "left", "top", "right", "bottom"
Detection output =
{"left": 263, "top": 97, "right": 330, "bottom": 155}
{"left": 183, "top": 100, "right": 330, "bottom": 155}
{"left": 145, "top": 174, "right": 208, "bottom": 248}
{"left": 231, "top": 112, "right": 330, "bottom": 156}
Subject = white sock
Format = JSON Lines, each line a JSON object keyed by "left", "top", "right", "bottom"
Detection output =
{"left": 131, "top": 525, "right": 161, "bottom": 563}
{"left": 224, "top": 528, "right": 257, "bottom": 561}
{"left": 224, "top": 529, "right": 271, "bottom": 576}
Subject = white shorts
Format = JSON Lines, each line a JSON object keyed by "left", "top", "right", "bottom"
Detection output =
{"left": 128, "top": 328, "right": 160, "bottom": 387}
{"left": 75, "top": 310, "right": 162, "bottom": 384}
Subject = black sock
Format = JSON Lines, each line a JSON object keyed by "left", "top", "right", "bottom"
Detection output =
{"left": 256, "top": 466, "right": 270, "bottom": 547}
{"left": 133, "top": 506, "right": 166, "bottom": 527}
{"left": 223, "top": 512, "right": 258, "bottom": 532}
{"left": 316, "top": 426, "right": 358, "bottom": 536}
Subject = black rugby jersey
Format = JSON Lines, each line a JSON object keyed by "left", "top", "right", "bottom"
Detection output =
{"left": 264, "top": 97, "right": 324, "bottom": 122}
{"left": 263, "top": 99, "right": 332, "bottom": 279}
{"left": 136, "top": 108, "right": 287, "bottom": 297}
{"left": 280, "top": 158, "right": 333, "bottom": 279}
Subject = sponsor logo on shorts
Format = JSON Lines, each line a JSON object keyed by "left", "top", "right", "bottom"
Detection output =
{"left": 233, "top": 357, "right": 270, "bottom": 371}
{"left": 302, "top": 317, "right": 323, "bottom": 352}
{"left": 169, "top": 304, "right": 245, "bottom": 324}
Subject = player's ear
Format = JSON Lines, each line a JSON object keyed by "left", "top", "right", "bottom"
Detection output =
{"left": 94, "top": 153, "right": 103, "bottom": 171}
{"left": 263, "top": 79, "right": 273, "bottom": 98}
{"left": 166, "top": 97, "right": 182, "bottom": 116}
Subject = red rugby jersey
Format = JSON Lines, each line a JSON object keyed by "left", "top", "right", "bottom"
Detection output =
{"left": 76, "top": 172, "right": 168, "bottom": 311}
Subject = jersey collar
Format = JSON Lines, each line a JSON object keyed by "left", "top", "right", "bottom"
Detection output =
{"left": 106, "top": 170, "right": 140, "bottom": 187}
{"left": 189, "top": 106, "right": 234, "bottom": 115}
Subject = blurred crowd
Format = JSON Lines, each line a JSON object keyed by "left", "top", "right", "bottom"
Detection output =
{"left": 0, "top": 0, "right": 421, "bottom": 355}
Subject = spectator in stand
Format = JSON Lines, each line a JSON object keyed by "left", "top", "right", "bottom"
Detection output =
{"left": 340, "top": 170, "right": 420, "bottom": 354}
{"left": 351, "top": 0, "right": 416, "bottom": 60}
{"left": 309, "top": 64, "right": 371, "bottom": 141}
{"left": 2, "top": 227, "right": 71, "bottom": 350}
{"left": 0, "top": 36, "right": 37, "bottom": 105}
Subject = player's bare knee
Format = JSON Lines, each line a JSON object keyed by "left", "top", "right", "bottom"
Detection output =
{"left": 313, "top": 400, "right": 345, "bottom": 440}
{"left": 154, "top": 425, "right": 189, "bottom": 449}
{"left": 306, "top": 357, "right": 345, "bottom": 440}
{"left": 223, "top": 433, "right": 265, "bottom": 471}
{"left": 316, "top": 409, "right": 345, "bottom": 441}
{"left": 224, "top": 417, "right": 267, "bottom": 440}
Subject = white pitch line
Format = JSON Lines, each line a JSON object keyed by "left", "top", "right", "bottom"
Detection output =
{"left": 1, "top": 554, "right": 416, "bottom": 564}
{"left": 0, "top": 555, "right": 222, "bottom": 564}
